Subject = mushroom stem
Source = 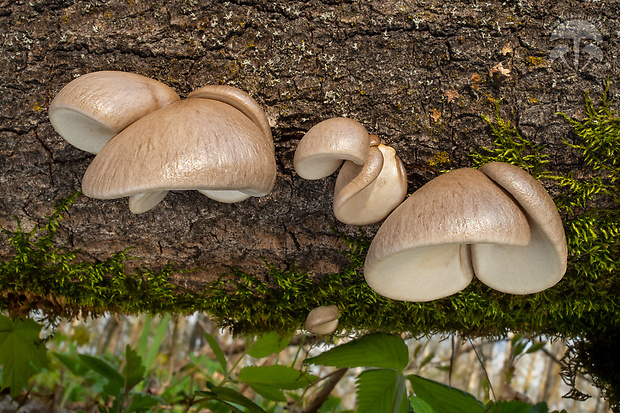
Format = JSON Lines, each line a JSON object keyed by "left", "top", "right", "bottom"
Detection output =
{"left": 128, "top": 191, "right": 169, "bottom": 214}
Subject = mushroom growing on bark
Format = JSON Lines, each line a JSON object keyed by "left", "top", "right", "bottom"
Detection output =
{"left": 305, "top": 305, "right": 339, "bottom": 335}
{"left": 294, "top": 118, "right": 407, "bottom": 225}
{"left": 471, "top": 162, "right": 568, "bottom": 294}
{"left": 49, "top": 71, "right": 180, "bottom": 154}
{"left": 364, "top": 163, "right": 567, "bottom": 302}
{"left": 81, "top": 85, "right": 276, "bottom": 213}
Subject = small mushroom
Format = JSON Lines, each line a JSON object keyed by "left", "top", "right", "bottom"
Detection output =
{"left": 305, "top": 305, "right": 339, "bottom": 335}
{"left": 333, "top": 142, "right": 408, "bottom": 225}
{"left": 82, "top": 86, "right": 276, "bottom": 213}
{"left": 364, "top": 167, "right": 531, "bottom": 302}
{"left": 294, "top": 117, "right": 370, "bottom": 180}
{"left": 49, "top": 71, "right": 180, "bottom": 154}
{"left": 294, "top": 118, "right": 407, "bottom": 225}
{"left": 471, "top": 162, "right": 567, "bottom": 294}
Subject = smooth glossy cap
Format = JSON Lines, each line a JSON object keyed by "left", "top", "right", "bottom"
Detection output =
{"left": 334, "top": 144, "right": 408, "bottom": 225}
{"left": 305, "top": 305, "right": 339, "bottom": 335}
{"left": 82, "top": 97, "right": 276, "bottom": 213}
{"left": 364, "top": 168, "right": 531, "bottom": 302}
{"left": 294, "top": 118, "right": 370, "bottom": 180}
{"left": 471, "top": 162, "right": 568, "bottom": 293}
{"left": 49, "top": 71, "right": 179, "bottom": 154}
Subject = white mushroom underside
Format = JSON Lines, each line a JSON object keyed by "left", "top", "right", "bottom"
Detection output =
{"left": 128, "top": 189, "right": 257, "bottom": 214}
{"left": 307, "top": 319, "right": 339, "bottom": 335}
{"left": 471, "top": 224, "right": 565, "bottom": 294}
{"left": 128, "top": 191, "right": 169, "bottom": 214}
{"left": 49, "top": 108, "right": 117, "bottom": 154}
{"left": 294, "top": 154, "right": 353, "bottom": 180}
{"left": 365, "top": 244, "right": 474, "bottom": 302}
{"left": 198, "top": 189, "right": 252, "bottom": 203}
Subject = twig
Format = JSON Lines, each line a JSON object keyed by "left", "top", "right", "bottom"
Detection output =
{"left": 302, "top": 368, "right": 348, "bottom": 413}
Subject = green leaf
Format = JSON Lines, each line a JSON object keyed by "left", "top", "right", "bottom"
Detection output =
{"left": 488, "top": 400, "right": 532, "bottom": 413}
{"left": 52, "top": 352, "right": 90, "bottom": 376}
{"left": 247, "top": 383, "right": 286, "bottom": 402}
{"left": 304, "top": 333, "right": 409, "bottom": 372}
{"left": 408, "top": 375, "right": 485, "bottom": 413}
{"left": 126, "top": 393, "right": 161, "bottom": 412}
{"left": 123, "top": 345, "right": 146, "bottom": 392}
{"left": 526, "top": 342, "right": 547, "bottom": 354}
{"left": 196, "top": 386, "right": 267, "bottom": 413}
{"left": 137, "top": 315, "right": 151, "bottom": 364}
{"left": 238, "top": 365, "right": 316, "bottom": 390}
{"left": 248, "top": 332, "right": 292, "bottom": 359}
{"left": 356, "top": 369, "right": 408, "bottom": 413}
{"left": 409, "top": 396, "right": 436, "bottom": 413}
{"left": 78, "top": 354, "right": 124, "bottom": 397}
{"left": 142, "top": 314, "right": 170, "bottom": 372}
{"left": 0, "top": 315, "right": 48, "bottom": 398}
{"left": 530, "top": 402, "right": 552, "bottom": 413}
{"left": 204, "top": 332, "right": 228, "bottom": 373}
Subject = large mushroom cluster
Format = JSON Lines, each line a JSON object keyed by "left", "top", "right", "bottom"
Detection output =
{"left": 49, "top": 72, "right": 569, "bottom": 335}
{"left": 364, "top": 162, "right": 567, "bottom": 302}
{"left": 50, "top": 71, "right": 276, "bottom": 214}
{"left": 291, "top": 118, "right": 567, "bottom": 304}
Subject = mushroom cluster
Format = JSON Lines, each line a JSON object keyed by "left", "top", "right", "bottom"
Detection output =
{"left": 364, "top": 162, "right": 567, "bottom": 302}
{"left": 293, "top": 118, "right": 408, "bottom": 225}
{"left": 49, "top": 71, "right": 276, "bottom": 213}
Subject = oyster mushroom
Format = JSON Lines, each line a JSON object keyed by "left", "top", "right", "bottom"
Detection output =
{"left": 305, "top": 305, "right": 339, "bottom": 335}
{"left": 471, "top": 162, "right": 567, "bottom": 294}
{"left": 294, "top": 118, "right": 407, "bottom": 225}
{"left": 82, "top": 86, "right": 276, "bottom": 213}
{"left": 49, "top": 71, "right": 180, "bottom": 154}
{"left": 364, "top": 163, "right": 568, "bottom": 302}
{"left": 364, "top": 167, "right": 531, "bottom": 302}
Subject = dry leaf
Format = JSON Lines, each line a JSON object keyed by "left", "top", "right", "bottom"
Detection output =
{"left": 470, "top": 73, "right": 482, "bottom": 83}
{"left": 489, "top": 62, "right": 510, "bottom": 77}
{"left": 444, "top": 89, "right": 460, "bottom": 103}
{"left": 430, "top": 108, "right": 441, "bottom": 122}
{"left": 501, "top": 43, "right": 513, "bottom": 56}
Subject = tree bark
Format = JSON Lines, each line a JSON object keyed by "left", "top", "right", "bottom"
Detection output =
{"left": 1, "top": 0, "right": 618, "bottom": 284}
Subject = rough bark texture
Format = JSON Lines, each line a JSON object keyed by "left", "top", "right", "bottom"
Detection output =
{"left": 1, "top": 0, "right": 618, "bottom": 284}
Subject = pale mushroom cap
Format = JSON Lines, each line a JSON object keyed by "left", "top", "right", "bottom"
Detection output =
{"left": 471, "top": 162, "right": 568, "bottom": 294}
{"left": 49, "top": 71, "right": 180, "bottom": 154}
{"left": 364, "top": 168, "right": 531, "bottom": 302}
{"left": 82, "top": 98, "right": 276, "bottom": 204}
{"left": 294, "top": 117, "right": 370, "bottom": 180}
{"left": 187, "top": 85, "right": 273, "bottom": 149}
{"left": 305, "top": 305, "right": 339, "bottom": 335}
{"left": 333, "top": 144, "right": 408, "bottom": 225}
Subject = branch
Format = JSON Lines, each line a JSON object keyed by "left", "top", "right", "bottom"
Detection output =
{"left": 302, "top": 368, "right": 348, "bottom": 413}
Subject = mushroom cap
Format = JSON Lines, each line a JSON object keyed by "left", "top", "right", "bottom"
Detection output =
{"left": 294, "top": 117, "right": 370, "bottom": 180}
{"left": 305, "top": 305, "right": 339, "bottom": 335}
{"left": 333, "top": 144, "right": 408, "bottom": 225}
{"left": 364, "top": 168, "right": 531, "bottom": 302}
{"left": 81, "top": 97, "right": 276, "bottom": 208}
{"left": 187, "top": 85, "right": 273, "bottom": 149}
{"left": 471, "top": 162, "right": 568, "bottom": 294}
{"left": 49, "top": 71, "right": 180, "bottom": 154}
